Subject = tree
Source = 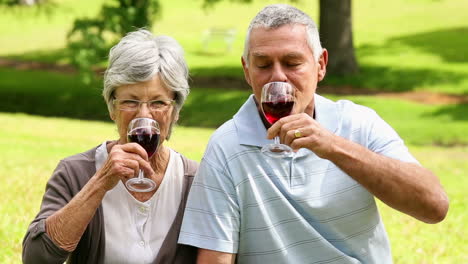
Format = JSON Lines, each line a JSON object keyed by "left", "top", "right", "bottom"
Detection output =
{"left": 204, "top": 0, "right": 358, "bottom": 76}
{"left": 319, "top": 0, "right": 358, "bottom": 75}
{"left": 67, "top": 0, "right": 161, "bottom": 84}
{"left": 0, "top": 0, "right": 45, "bottom": 5}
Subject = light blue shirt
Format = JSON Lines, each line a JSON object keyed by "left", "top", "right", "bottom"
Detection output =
{"left": 179, "top": 94, "right": 418, "bottom": 263}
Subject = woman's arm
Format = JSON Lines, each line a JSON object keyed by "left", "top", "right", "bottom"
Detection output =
{"left": 46, "top": 143, "right": 153, "bottom": 251}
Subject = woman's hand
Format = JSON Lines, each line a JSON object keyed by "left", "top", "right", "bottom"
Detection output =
{"left": 266, "top": 113, "right": 336, "bottom": 158}
{"left": 95, "top": 143, "right": 155, "bottom": 191}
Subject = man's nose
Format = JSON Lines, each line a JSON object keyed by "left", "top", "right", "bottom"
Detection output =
{"left": 269, "top": 64, "right": 288, "bottom": 83}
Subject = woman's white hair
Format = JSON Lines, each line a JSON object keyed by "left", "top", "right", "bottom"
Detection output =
{"left": 242, "top": 4, "right": 323, "bottom": 64}
{"left": 103, "top": 29, "right": 189, "bottom": 115}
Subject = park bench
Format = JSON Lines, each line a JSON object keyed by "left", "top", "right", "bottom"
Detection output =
{"left": 202, "top": 27, "right": 237, "bottom": 53}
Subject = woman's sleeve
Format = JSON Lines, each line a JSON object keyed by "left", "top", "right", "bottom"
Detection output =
{"left": 22, "top": 160, "right": 74, "bottom": 264}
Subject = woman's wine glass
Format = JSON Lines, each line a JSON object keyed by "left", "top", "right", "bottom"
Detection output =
{"left": 125, "top": 117, "right": 159, "bottom": 192}
{"left": 260, "top": 82, "right": 295, "bottom": 158}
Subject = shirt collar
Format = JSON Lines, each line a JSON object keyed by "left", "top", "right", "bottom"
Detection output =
{"left": 233, "top": 94, "right": 339, "bottom": 147}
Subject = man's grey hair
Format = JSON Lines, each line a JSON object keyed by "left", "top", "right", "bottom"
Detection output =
{"left": 103, "top": 29, "right": 189, "bottom": 116}
{"left": 242, "top": 4, "right": 323, "bottom": 64}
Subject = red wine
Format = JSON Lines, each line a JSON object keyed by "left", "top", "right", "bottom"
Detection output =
{"left": 262, "top": 100, "right": 294, "bottom": 124}
{"left": 127, "top": 128, "right": 160, "bottom": 157}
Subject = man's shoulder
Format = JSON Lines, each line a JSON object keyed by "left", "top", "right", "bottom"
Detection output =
{"left": 318, "top": 94, "right": 375, "bottom": 114}
{"left": 318, "top": 94, "right": 379, "bottom": 124}
{"left": 202, "top": 119, "right": 246, "bottom": 163}
{"left": 208, "top": 119, "right": 238, "bottom": 145}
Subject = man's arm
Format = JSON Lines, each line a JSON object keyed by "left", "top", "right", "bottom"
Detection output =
{"left": 269, "top": 113, "right": 449, "bottom": 224}
{"left": 197, "top": 249, "right": 236, "bottom": 264}
{"left": 317, "top": 134, "right": 448, "bottom": 223}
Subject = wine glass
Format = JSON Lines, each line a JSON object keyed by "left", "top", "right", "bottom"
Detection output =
{"left": 260, "top": 82, "right": 295, "bottom": 158}
{"left": 125, "top": 117, "right": 159, "bottom": 192}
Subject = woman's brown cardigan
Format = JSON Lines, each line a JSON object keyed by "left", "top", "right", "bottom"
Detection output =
{"left": 22, "top": 145, "right": 198, "bottom": 264}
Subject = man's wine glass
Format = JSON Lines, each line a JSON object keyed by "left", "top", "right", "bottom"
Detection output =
{"left": 260, "top": 82, "right": 295, "bottom": 158}
{"left": 125, "top": 117, "right": 159, "bottom": 192}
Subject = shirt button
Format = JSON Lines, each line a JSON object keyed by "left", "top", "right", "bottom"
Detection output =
{"left": 139, "top": 206, "right": 147, "bottom": 213}
{"left": 140, "top": 241, "right": 145, "bottom": 246}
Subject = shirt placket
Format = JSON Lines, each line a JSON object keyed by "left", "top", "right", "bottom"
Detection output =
{"left": 135, "top": 203, "right": 151, "bottom": 262}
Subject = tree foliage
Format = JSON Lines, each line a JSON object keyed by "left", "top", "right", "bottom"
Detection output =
{"left": 67, "top": 0, "right": 161, "bottom": 84}
{"left": 0, "top": 0, "right": 46, "bottom": 6}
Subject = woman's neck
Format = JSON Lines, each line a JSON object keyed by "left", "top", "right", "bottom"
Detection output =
{"left": 150, "top": 145, "right": 170, "bottom": 175}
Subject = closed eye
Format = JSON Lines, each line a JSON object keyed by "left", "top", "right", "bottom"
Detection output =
{"left": 121, "top": 99, "right": 139, "bottom": 106}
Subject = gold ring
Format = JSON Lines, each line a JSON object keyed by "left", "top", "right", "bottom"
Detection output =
{"left": 294, "top": 129, "right": 302, "bottom": 138}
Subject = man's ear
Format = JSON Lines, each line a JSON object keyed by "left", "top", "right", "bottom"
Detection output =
{"left": 241, "top": 56, "right": 252, "bottom": 87}
{"left": 110, "top": 111, "right": 116, "bottom": 121}
{"left": 318, "top": 48, "right": 328, "bottom": 82}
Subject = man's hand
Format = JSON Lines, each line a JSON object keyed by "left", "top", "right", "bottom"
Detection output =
{"left": 267, "top": 113, "right": 336, "bottom": 157}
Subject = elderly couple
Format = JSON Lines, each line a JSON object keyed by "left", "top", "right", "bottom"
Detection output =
{"left": 22, "top": 4, "right": 448, "bottom": 264}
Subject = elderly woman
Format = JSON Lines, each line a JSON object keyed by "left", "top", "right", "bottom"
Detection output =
{"left": 22, "top": 29, "right": 197, "bottom": 263}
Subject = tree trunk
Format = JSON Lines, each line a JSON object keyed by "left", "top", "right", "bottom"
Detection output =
{"left": 319, "top": 0, "right": 358, "bottom": 75}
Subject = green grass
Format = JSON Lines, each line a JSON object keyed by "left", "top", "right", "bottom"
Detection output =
{"left": 1, "top": 0, "right": 468, "bottom": 94}
{"left": 0, "top": 112, "right": 466, "bottom": 263}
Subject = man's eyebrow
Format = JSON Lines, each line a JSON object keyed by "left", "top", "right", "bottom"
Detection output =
{"left": 284, "top": 52, "right": 304, "bottom": 59}
{"left": 251, "top": 52, "right": 269, "bottom": 59}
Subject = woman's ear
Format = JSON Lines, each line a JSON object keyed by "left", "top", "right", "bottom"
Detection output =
{"left": 110, "top": 111, "right": 116, "bottom": 121}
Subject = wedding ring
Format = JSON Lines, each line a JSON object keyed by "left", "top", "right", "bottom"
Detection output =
{"left": 294, "top": 129, "right": 302, "bottom": 138}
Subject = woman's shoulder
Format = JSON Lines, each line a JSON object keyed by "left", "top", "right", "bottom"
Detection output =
{"left": 61, "top": 145, "right": 99, "bottom": 164}
{"left": 170, "top": 148, "right": 199, "bottom": 177}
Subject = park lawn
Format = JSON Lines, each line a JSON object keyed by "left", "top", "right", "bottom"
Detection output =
{"left": 0, "top": 112, "right": 466, "bottom": 263}
{"left": 1, "top": 0, "right": 468, "bottom": 94}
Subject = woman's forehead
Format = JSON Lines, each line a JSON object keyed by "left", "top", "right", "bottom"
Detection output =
{"left": 115, "top": 75, "right": 172, "bottom": 98}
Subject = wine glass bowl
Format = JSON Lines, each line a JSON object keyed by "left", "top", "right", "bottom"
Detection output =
{"left": 260, "top": 82, "right": 295, "bottom": 158}
{"left": 125, "top": 118, "right": 159, "bottom": 192}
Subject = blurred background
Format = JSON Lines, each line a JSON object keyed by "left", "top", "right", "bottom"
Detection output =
{"left": 0, "top": 0, "right": 466, "bottom": 263}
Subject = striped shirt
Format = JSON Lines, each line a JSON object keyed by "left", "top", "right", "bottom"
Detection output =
{"left": 179, "top": 94, "right": 418, "bottom": 263}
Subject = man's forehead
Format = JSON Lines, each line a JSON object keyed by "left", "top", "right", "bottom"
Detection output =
{"left": 251, "top": 51, "right": 306, "bottom": 60}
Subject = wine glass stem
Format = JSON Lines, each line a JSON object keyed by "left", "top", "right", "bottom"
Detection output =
{"left": 138, "top": 170, "right": 144, "bottom": 179}
{"left": 274, "top": 136, "right": 280, "bottom": 145}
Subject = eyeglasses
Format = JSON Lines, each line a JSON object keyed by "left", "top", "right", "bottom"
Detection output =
{"left": 113, "top": 98, "right": 175, "bottom": 112}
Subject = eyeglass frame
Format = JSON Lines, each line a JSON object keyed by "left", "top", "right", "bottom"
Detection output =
{"left": 113, "top": 98, "right": 176, "bottom": 112}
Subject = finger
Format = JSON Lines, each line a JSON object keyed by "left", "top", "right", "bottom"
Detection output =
{"left": 290, "top": 137, "right": 311, "bottom": 151}
{"left": 119, "top": 143, "right": 149, "bottom": 161}
{"left": 276, "top": 113, "right": 313, "bottom": 143}
{"left": 115, "top": 152, "right": 154, "bottom": 178}
{"left": 267, "top": 114, "right": 303, "bottom": 139}
{"left": 137, "top": 158, "right": 154, "bottom": 178}
{"left": 279, "top": 118, "right": 309, "bottom": 144}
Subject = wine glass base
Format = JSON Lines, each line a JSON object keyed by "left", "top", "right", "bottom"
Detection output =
{"left": 125, "top": 178, "right": 157, "bottom": 192}
{"left": 261, "top": 143, "right": 293, "bottom": 158}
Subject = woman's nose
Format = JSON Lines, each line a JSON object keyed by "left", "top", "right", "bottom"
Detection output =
{"left": 136, "top": 102, "right": 153, "bottom": 118}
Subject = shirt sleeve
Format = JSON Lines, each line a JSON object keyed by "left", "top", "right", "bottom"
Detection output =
{"left": 178, "top": 146, "right": 240, "bottom": 254}
{"left": 366, "top": 110, "right": 420, "bottom": 164}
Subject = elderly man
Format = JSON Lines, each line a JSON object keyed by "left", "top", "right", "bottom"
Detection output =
{"left": 179, "top": 4, "right": 448, "bottom": 264}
